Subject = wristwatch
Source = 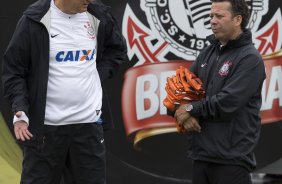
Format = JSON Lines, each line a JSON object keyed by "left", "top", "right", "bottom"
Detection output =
{"left": 185, "top": 103, "right": 193, "bottom": 112}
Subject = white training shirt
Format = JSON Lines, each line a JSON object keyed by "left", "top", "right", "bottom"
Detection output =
{"left": 44, "top": 0, "right": 102, "bottom": 125}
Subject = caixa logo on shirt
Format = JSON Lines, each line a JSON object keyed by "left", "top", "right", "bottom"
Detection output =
{"left": 55, "top": 49, "right": 96, "bottom": 62}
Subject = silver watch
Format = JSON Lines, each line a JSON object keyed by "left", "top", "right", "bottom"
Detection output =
{"left": 185, "top": 103, "right": 193, "bottom": 112}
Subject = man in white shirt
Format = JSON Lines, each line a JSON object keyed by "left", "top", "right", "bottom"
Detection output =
{"left": 2, "top": 0, "right": 127, "bottom": 183}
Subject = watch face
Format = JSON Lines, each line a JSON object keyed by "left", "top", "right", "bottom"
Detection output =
{"left": 186, "top": 104, "right": 193, "bottom": 111}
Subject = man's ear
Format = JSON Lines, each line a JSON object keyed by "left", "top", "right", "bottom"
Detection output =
{"left": 234, "top": 15, "right": 242, "bottom": 27}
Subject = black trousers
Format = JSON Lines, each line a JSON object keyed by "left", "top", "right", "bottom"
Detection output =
{"left": 20, "top": 123, "right": 106, "bottom": 184}
{"left": 192, "top": 160, "right": 252, "bottom": 184}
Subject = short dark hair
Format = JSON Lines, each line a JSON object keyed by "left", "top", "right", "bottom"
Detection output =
{"left": 211, "top": 0, "right": 250, "bottom": 30}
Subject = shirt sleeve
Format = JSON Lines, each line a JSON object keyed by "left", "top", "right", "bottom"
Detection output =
{"left": 13, "top": 111, "right": 29, "bottom": 126}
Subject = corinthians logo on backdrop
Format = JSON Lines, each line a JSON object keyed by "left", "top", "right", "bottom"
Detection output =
{"left": 123, "top": 0, "right": 273, "bottom": 61}
{"left": 122, "top": 0, "right": 282, "bottom": 147}
{"left": 141, "top": 0, "right": 213, "bottom": 58}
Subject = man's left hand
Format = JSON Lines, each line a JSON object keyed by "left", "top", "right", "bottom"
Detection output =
{"left": 182, "top": 117, "right": 201, "bottom": 132}
{"left": 174, "top": 104, "right": 191, "bottom": 128}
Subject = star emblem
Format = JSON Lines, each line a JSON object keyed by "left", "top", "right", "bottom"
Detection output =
{"left": 179, "top": 35, "right": 186, "bottom": 43}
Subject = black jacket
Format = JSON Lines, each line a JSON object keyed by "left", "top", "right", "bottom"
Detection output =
{"left": 2, "top": 0, "right": 127, "bottom": 136}
{"left": 188, "top": 30, "right": 266, "bottom": 171}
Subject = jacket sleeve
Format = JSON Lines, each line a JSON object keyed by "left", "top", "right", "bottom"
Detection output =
{"left": 2, "top": 16, "right": 30, "bottom": 116}
{"left": 97, "top": 13, "right": 127, "bottom": 82}
{"left": 190, "top": 53, "right": 266, "bottom": 121}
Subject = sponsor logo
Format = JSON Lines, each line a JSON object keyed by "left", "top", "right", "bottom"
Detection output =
{"left": 201, "top": 63, "right": 208, "bottom": 68}
{"left": 55, "top": 49, "right": 96, "bottom": 62}
{"left": 100, "top": 138, "right": 104, "bottom": 143}
{"left": 51, "top": 34, "right": 59, "bottom": 38}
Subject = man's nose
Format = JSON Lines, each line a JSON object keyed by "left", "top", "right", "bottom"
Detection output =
{"left": 210, "top": 17, "right": 217, "bottom": 25}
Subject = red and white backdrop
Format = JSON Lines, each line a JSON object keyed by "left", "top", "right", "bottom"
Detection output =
{"left": 0, "top": 0, "right": 281, "bottom": 183}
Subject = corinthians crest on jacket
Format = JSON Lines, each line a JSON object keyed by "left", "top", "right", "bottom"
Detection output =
{"left": 121, "top": 0, "right": 282, "bottom": 146}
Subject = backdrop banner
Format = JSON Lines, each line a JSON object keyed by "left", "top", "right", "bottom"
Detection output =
{"left": 0, "top": 0, "right": 282, "bottom": 183}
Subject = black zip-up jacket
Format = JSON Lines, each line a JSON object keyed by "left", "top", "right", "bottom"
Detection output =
{"left": 2, "top": 0, "right": 127, "bottom": 137}
{"left": 188, "top": 30, "right": 266, "bottom": 171}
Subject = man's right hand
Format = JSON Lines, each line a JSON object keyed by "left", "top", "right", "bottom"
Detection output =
{"left": 14, "top": 112, "right": 33, "bottom": 141}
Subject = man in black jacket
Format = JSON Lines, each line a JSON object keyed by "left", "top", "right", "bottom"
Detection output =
{"left": 174, "top": 0, "right": 265, "bottom": 183}
{"left": 2, "top": 0, "right": 127, "bottom": 183}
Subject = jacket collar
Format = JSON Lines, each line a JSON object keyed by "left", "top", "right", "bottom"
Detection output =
{"left": 87, "top": 0, "right": 111, "bottom": 20}
{"left": 23, "top": 0, "right": 51, "bottom": 22}
{"left": 207, "top": 29, "right": 253, "bottom": 49}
